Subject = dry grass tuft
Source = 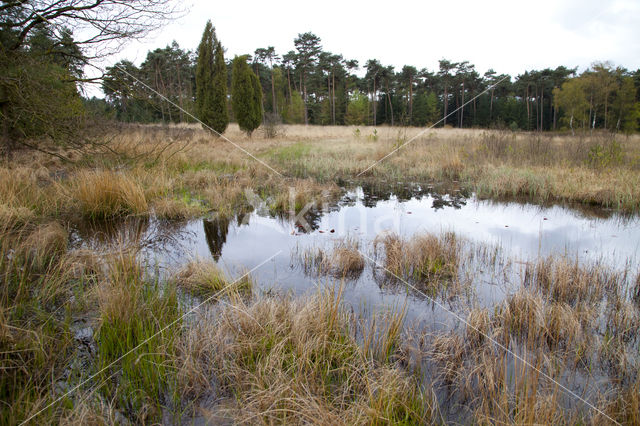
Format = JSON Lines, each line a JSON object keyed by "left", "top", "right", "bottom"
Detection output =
{"left": 270, "top": 179, "right": 340, "bottom": 214}
{"left": 175, "top": 285, "right": 435, "bottom": 424}
{"left": 75, "top": 170, "right": 148, "bottom": 219}
{"left": 493, "top": 289, "right": 545, "bottom": 344}
{"left": 524, "top": 256, "right": 616, "bottom": 306}
{"left": 596, "top": 380, "right": 640, "bottom": 425}
{"left": 466, "top": 308, "right": 490, "bottom": 348}
{"left": 152, "top": 197, "right": 201, "bottom": 220}
{"left": 429, "top": 333, "right": 466, "bottom": 385}
{"left": 298, "top": 238, "right": 365, "bottom": 279}
{"left": 20, "top": 222, "right": 68, "bottom": 269}
{"left": 96, "top": 249, "right": 147, "bottom": 326}
{"left": 58, "top": 394, "right": 121, "bottom": 425}
{"left": 332, "top": 239, "right": 366, "bottom": 278}
{"left": 375, "top": 232, "right": 462, "bottom": 296}
{"left": 0, "top": 204, "right": 35, "bottom": 229}
{"left": 174, "top": 259, "right": 252, "bottom": 299}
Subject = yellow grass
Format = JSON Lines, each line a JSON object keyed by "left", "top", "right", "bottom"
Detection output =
{"left": 175, "top": 284, "right": 434, "bottom": 424}
{"left": 174, "top": 259, "right": 253, "bottom": 299}
{"left": 75, "top": 170, "right": 149, "bottom": 219}
{"left": 2, "top": 123, "right": 640, "bottom": 423}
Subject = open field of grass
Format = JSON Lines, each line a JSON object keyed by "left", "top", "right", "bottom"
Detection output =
{"left": 2, "top": 123, "right": 640, "bottom": 227}
{"left": 1, "top": 123, "right": 639, "bottom": 424}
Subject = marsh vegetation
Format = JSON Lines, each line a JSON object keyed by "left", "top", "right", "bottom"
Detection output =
{"left": 1, "top": 124, "right": 639, "bottom": 424}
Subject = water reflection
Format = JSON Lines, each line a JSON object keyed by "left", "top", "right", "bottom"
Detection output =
{"left": 71, "top": 216, "right": 150, "bottom": 247}
{"left": 341, "top": 180, "right": 470, "bottom": 210}
{"left": 70, "top": 186, "right": 640, "bottom": 299}
{"left": 70, "top": 216, "right": 194, "bottom": 260}
{"left": 203, "top": 216, "right": 230, "bottom": 261}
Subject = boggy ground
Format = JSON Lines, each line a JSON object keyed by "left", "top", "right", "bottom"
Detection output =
{"left": 1, "top": 123, "right": 639, "bottom": 424}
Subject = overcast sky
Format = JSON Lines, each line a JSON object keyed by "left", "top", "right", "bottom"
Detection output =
{"left": 90, "top": 0, "right": 639, "bottom": 95}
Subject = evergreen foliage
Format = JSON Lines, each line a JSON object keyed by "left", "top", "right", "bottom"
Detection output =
{"left": 195, "top": 21, "right": 228, "bottom": 134}
{"left": 1, "top": 26, "right": 85, "bottom": 154}
{"left": 231, "top": 56, "right": 263, "bottom": 136}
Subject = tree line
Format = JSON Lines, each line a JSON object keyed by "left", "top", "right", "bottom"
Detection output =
{"left": 100, "top": 27, "right": 640, "bottom": 133}
{"left": 2, "top": 2, "right": 640, "bottom": 157}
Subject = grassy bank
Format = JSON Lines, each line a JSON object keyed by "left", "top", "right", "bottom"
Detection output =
{"left": 2, "top": 124, "right": 640, "bottom": 228}
{"left": 1, "top": 123, "right": 639, "bottom": 424}
{"left": 2, "top": 218, "right": 638, "bottom": 423}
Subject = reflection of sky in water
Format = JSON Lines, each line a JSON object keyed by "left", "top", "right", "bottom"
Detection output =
{"left": 127, "top": 189, "right": 640, "bottom": 329}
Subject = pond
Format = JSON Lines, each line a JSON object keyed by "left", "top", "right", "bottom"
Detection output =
{"left": 70, "top": 184, "right": 639, "bottom": 325}
{"left": 69, "top": 184, "right": 640, "bottom": 421}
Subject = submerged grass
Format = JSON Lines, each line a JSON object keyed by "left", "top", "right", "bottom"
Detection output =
{"left": 297, "top": 237, "right": 365, "bottom": 279}
{"left": 176, "top": 284, "right": 436, "bottom": 424}
{"left": 374, "top": 231, "right": 463, "bottom": 298}
{"left": 95, "top": 250, "right": 181, "bottom": 423}
{"left": 174, "top": 259, "right": 253, "bottom": 299}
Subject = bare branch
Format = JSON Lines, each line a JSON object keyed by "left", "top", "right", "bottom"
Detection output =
{"left": 3, "top": 0, "right": 184, "bottom": 56}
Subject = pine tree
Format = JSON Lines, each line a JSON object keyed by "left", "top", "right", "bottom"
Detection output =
{"left": 232, "top": 55, "right": 262, "bottom": 136}
{"left": 195, "top": 20, "right": 228, "bottom": 134}
{"left": 211, "top": 40, "right": 229, "bottom": 133}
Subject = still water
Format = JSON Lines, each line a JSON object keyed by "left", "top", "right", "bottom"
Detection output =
{"left": 71, "top": 186, "right": 640, "bottom": 329}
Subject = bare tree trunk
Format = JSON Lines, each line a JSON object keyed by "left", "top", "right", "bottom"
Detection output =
{"left": 459, "top": 81, "right": 464, "bottom": 128}
{"left": 408, "top": 76, "right": 413, "bottom": 124}
{"left": 302, "top": 72, "right": 308, "bottom": 125}
{"left": 1, "top": 92, "right": 12, "bottom": 157}
{"left": 372, "top": 81, "right": 377, "bottom": 126}
{"left": 386, "top": 84, "right": 393, "bottom": 126}
{"left": 443, "top": 86, "right": 448, "bottom": 126}
{"left": 473, "top": 96, "right": 477, "bottom": 125}
{"left": 588, "top": 93, "right": 593, "bottom": 129}
{"left": 332, "top": 72, "right": 336, "bottom": 125}
{"left": 327, "top": 75, "right": 331, "bottom": 124}
{"left": 525, "top": 86, "right": 530, "bottom": 130}
{"left": 570, "top": 114, "right": 574, "bottom": 136}
{"left": 534, "top": 89, "right": 538, "bottom": 132}
{"left": 489, "top": 88, "right": 494, "bottom": 122}
{"left": 604, "top": 96, "right": 608, "bottom": 130}
{"left": 176, "top": 63, "right": 184, "bottom": 122}
{"left": 540, "top": 86, "right": 544, "bottom": 131}
{"left": 270, "top": 68, "right": 277, "bottom": 114}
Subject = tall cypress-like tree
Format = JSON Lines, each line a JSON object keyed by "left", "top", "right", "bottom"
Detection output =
{"left": 232, "top": 55, "right": 262, "bottom": 136}
{"left": 195, "top": 20, "right": 228, "bottom": 134}
{"left": 211, "top": 40, "right": 229, "bottom": 132}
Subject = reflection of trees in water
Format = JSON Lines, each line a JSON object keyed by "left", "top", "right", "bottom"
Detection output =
{"left": 340, "top": 181, "right": 470, "bottom": 209}
{"left": 431, "top": 193, "right": 467, "bottom": 210}
{"left": 204, "top": 207, "right": 255, "bottom": 260}
{"left": 203, "top": 216, "right": 231, "bottom": 261}
{"left": 270, "top": 206, "right": 328, "bottom": 233}
{"left": 71, "top": 216, "right": 150, "bottom": 248}
{"left": 70, "top": 216, "right": 194, "bottom": 256}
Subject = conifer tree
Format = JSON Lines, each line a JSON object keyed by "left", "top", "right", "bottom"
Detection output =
{"left": 195, "top": 20, "right": 228, "bottom": 134}
{"left": 231, "top": 55, "right": 262, "bottom": 136}
{"left": 211, "top": 40, "right": 229, "bottom": 133}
